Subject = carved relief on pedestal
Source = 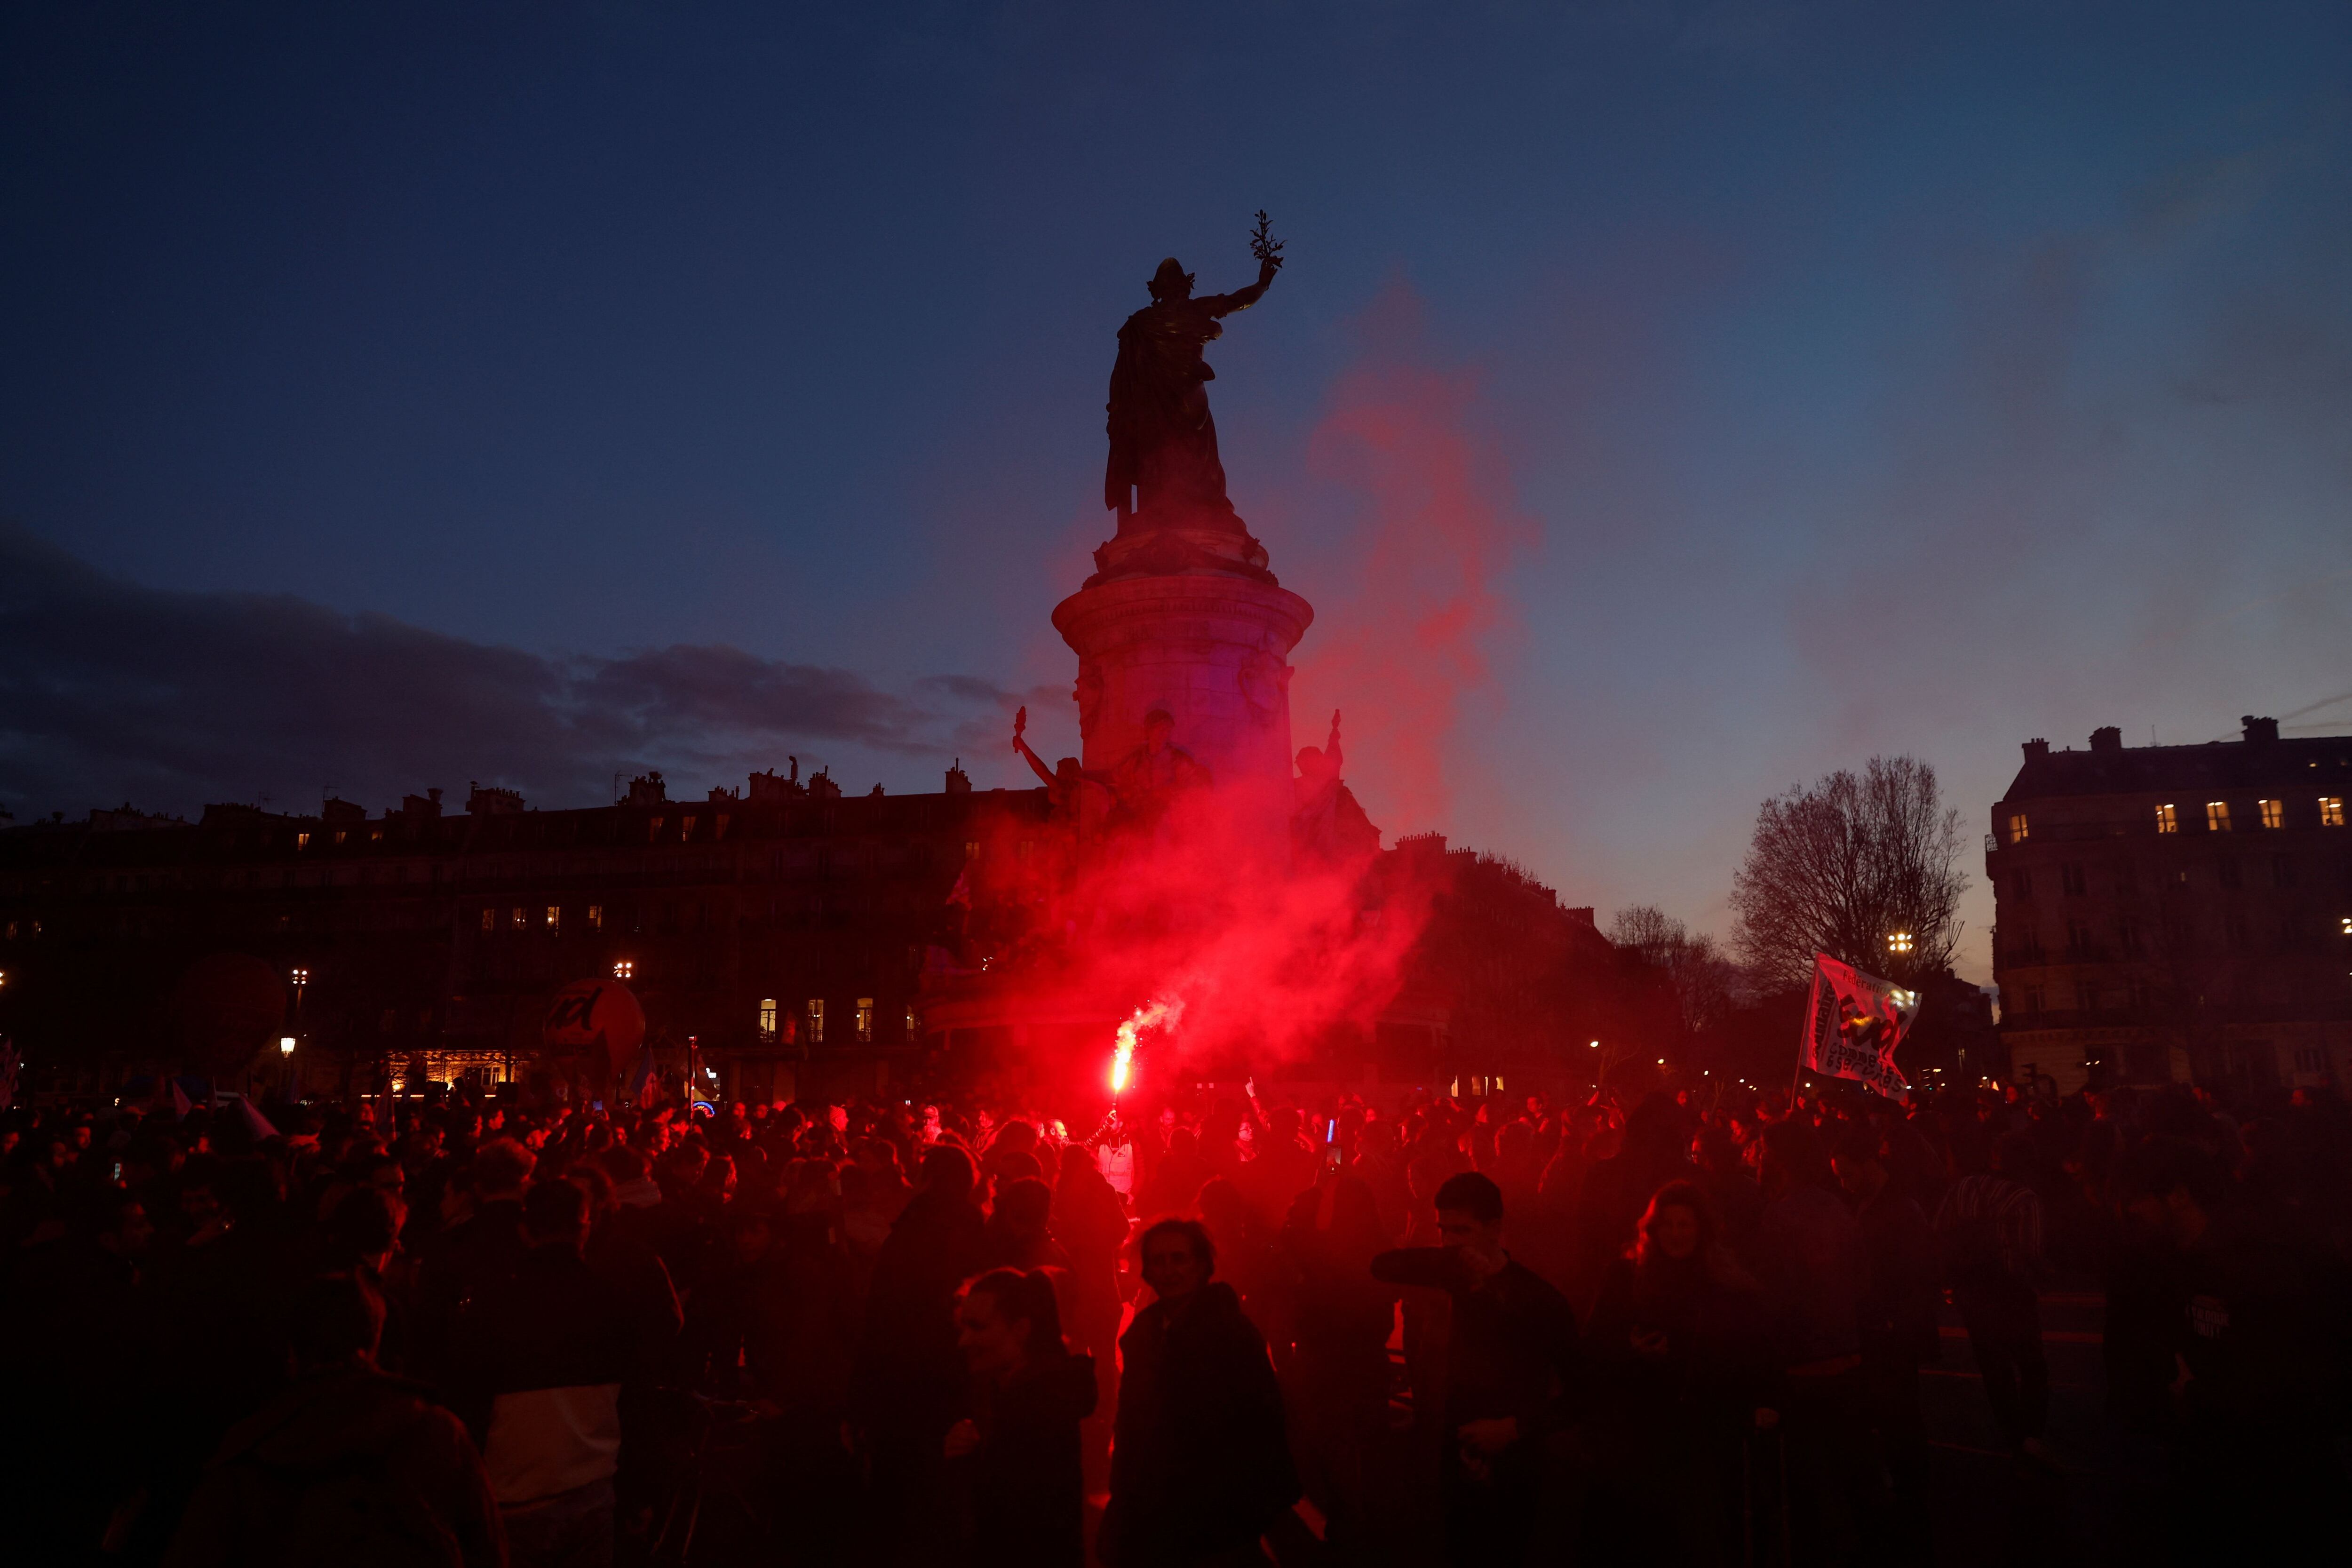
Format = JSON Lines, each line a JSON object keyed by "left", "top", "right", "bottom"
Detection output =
{"left": 1238, "top": 650, "right": 1291, "bottom": 726}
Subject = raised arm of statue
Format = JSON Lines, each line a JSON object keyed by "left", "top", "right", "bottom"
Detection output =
{"left": 1011, "top": 706, "right": 1058, "bottom": 789}
{"left": 1202, "top": 256, "right": 1281, "bottom": 319}
{"left": 1203, "top": 211, "right": 1285, "bottom": 318}
{"left": 1325, "top": 709, "right": 1343, "bottom": 772}
{"left": 1012, "top": 734, "right": 1058, "bottom": 790}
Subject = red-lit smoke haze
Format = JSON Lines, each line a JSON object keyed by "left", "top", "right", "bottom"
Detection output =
{"left": 1291, "top": 308, "right": 1532, "bottom": 833}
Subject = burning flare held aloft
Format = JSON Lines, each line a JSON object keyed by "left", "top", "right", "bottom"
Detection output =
{"left": 1109, "top": 997, "right": 1182, "bottom": 1097}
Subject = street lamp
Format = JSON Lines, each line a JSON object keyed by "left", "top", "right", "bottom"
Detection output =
{"left": 279, "top": 1035, "right": 296, "bottom": 1056}
{"left": 1886, "top": 932, "right": 1915, "bottom": 955}
{"left": 290, "top": 966, "right": 310, "bottom": 988}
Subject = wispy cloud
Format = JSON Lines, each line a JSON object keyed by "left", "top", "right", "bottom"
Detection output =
{"left": 0, "top": 523, "right": 1020, "bottom": 818}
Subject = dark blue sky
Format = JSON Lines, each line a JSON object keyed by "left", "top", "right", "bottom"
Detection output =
{"left": 6, "top": 2, "right": 2349, "bottom": 977}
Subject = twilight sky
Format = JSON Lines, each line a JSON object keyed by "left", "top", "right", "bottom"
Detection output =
{"left": 5, "top": 2, "right": 2349, "bottom": 980}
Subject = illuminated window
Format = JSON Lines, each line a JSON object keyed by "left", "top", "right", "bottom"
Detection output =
{"left": 2259, "top": 799, "right": 2284, "bottom": 829}
{"left": 2005, "top": 813, "right": 2028, "bottom": 844}
{"left": 2155, "top": 804, "right": 2177, "bottom": 834}
{"left": 965, "top": 841, "right": 980, "bottom": 860}
{"left": 2206, "top": 801, "right": 2231, "bottom": 832}
{"left": 649, "top": 817, "right": 665, "bottom": 843}
{"left": 511, "top": 907, "right": 526, "bottom": 930}
{"left": 612, "top": 959, "right": 634, "bottom": 979}
{"left": 480, "top": 907, "right": 496, "bottom": 931}
{"left": 545, "top": 905, "right": 561, "bottom": 931}
{"left": 905, "top": 1003, "right": 919, "bottom": 1039}
{"left": 856, "top": 997, "right": 874, "bottom": 1043}
{"left": 714, "top": 814, "right": 731, "bottom": 840}
{"left": 758, "top": 998, "right": 779, "bottom": 1041}
{"left": 297, "top": 832, "right": 311, "bottom": 850}
{"left": 588, "top": 904, "right": 604, "bottom": 930}
{"left": 806, "top": 998, "right": 826, "bottom": 1044}
{"left": 2324, "top": 797, "right": 2346, "bottom": 828}
{"left": 681, "top": 816, "right": 696, "bottom": 841}
{"left": 333, "top": 831, "right": 347, "bottom": 846}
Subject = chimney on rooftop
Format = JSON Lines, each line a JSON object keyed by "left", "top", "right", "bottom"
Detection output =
{"left": 2089, "top": 726, "right": 2122, "bottom": 753}
{"left": 2022, "top": 738, "right": 2050, "bottom": 760}
{"left": 2241, "top": 715, "right": 2279, "bottom": 744}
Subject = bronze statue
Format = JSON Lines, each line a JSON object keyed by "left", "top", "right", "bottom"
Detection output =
{"left": 1014, "top": 704, "right": 1209, "bottom": 834}
{"left": 1292, "top": 709, "right": 1380, "bottom": 865}
{"left": 1012, "top": 704, "right": 1088, "bottom": 823}
{"left": 1104, "top": 212, "right": 1283, "bottom": 531}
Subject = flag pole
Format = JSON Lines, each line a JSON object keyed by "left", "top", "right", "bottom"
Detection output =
{"left": 1791, "top": 956, "right": 1822, "bottom": 1109}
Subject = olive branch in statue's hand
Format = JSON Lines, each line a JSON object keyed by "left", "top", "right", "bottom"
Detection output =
{"left": 1250, "top": 210, "right": 1285, "bottom": 270}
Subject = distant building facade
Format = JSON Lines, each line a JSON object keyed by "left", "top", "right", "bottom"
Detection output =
{"left": 0, "top": 765, "right": 1039, "bottom": 1105}
{"left": 1986, "top": 716, "right": 2352, "bottom": 1097}
{"left": 0, "top": 769, "right": 1658, "bottom": 1106}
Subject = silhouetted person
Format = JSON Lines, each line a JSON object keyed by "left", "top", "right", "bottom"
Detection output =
{"left": 1138, "top": 1126, "right": 1210, "bottom": 1219}
{"left": 855, "top": 1144, "right": 989, "bottom": 1566}
{"left": 1584, "top": 1180, "right": 1772, "bottom": 1568}
{"left": 1934, "top": 1130, "right": 2050, "bottom": 1464}
{"left": 1372, "top": 1171, "right": 1581, "bottom": 1568}
{"left": 166, "top": 1271, "right": 505, "bottom": 1568}
{"left": 984, "top": 1175, "right": 1069, "bottom": 1273}
{"left": 2117, "top": 1136, "right": 2337, "bottom": 1560}
{"left": 416, "top": 1138, "right": 534, "bottom": 1389}
{"left": 946, "top": 1267, "right": 1098, "bottom": 1568}
{"left": 1834, "top": 1124, "right": 1938, "bottom": 1563}
{"left": 2, "top": 1185, "right": 157, "bottom": 1560}
{"left": 1573, "top": 1094, "right": 1692, "bottom": 1308}
{"left": 458, "top": 1177, "right": 633, "bottom": 1567}
{"left": 1756, "top": 1119, "right": 1873, "bottom": 1566}
{"left": 1279, "top": 1169, "right": 1399, "bottom": 1560}
{"left": 1101, "top": 1218, "right": 1298, "bottom": 1567}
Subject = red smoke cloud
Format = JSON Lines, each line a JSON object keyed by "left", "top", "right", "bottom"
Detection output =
{"left": 1291, "top": 294, "right": 1532, "bottom": 832}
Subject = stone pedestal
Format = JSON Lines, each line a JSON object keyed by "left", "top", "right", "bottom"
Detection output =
{"left": 1051, "top": 567, "right": 1314, "bottom": 859}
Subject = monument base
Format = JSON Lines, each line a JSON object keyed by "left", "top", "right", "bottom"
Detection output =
{"left": 1052, "top": 564, "right": 1313, "bottom": 860}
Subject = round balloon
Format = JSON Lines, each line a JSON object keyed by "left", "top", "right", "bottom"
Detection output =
{"left": 542, "top": 979, "right": 646, "bottom": 1072}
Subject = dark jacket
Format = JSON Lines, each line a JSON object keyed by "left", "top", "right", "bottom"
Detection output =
{"left": 164, "top": 1364, "right": 505, "bottom": 1568}
{"left": 1369, "top": 1247, "right": 1582, "bottom": 1442}
{"left": 1853, "top": 1186, "right": 1940, "bottom": 1367}
{"left": 1585, "top": 1253, "right": 1772, "bottom": 1431}
{"left": 1756, "top": 1182, "right": 1866, "bottom": 1366}
{"left": 961, "top": 1351, "right": 1099, "bottom": 1568}
{"left": 854, "top": 1185, "right": 989, "bottom": 1427}
{"left": 414, "top": 1199, "right": 527, "bottom": 1387}
{"left": 1103, "top": 1282, "right": 1298, "bottom": 1565}
{"left": 454, "top": 1242, "right": 634, "bottom": 1506}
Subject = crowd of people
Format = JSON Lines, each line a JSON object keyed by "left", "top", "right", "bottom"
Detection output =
{"left": 2, "top": 1068, "right": 2347, "bottom": 1566}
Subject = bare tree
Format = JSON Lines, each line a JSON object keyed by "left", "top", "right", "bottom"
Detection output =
{"left": 1609, "top": 904, "right": 1747, "bottom": 1036}
{"left": 1728, "top": 756, "right": 1967, "bottom": 988}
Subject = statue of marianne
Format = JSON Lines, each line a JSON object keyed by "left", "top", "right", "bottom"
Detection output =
{"left": 1104, "top": 213, "right": 1283, "bottom": 531}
